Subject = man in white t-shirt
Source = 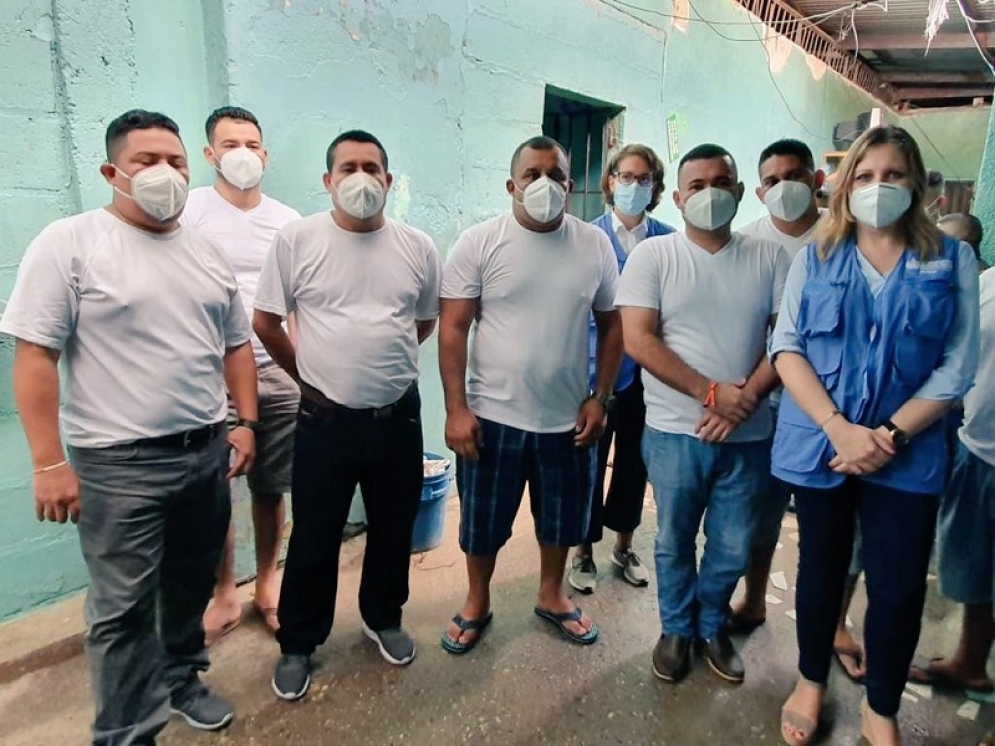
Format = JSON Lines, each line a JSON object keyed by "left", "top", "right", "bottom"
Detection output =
{"left": 730, "top": 139, "right": 825, "bottom": 639}
{"left": 617, "top": 143, "right": 789, "bottom": 685}
{"left": 0, "top": 110, "right": 258, "bottom": 744}
{"left": 254, "top": 130, "right": 442, "bottom": 701}
{"left": 183, "top": 106, "right": 302, "bottom": 642}
{"left": 910, "top": 269, "right": 995, "bottom": 717}
{"left": 439, "top": 136, "right": 622, "bottom": 654}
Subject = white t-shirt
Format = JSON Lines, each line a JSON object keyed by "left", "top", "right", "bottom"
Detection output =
{"left": 961, "top": 268, "right": 995, "bottom": 467}
{"left": 254, "top": 214, "right": 442, "bottom": 408}
{"left": 738, "top": 212, "right": 821, "bottom": 260}
{"left": 0, "top": 208, "right": 251, "bottom": 448}
{"left": 616, "top": 231, "right": 790, "bottom": 442}
{"left": 181, "top": 186, "right": 301, "bottom": 365}
{"left": 441, "top": 212, "right": 619, "bottom": 433}
{"left": 739, "top": 212, "right": 821, "bottom": 408}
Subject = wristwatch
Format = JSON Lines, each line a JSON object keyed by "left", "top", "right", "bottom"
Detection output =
{"left": 588, "top": 392, "right": 617, "bottom": 413}
{"left": 882, "top": 419, "right": 910, "bottom": 449}
{"left": 235, "top": 418, "right": 260, "bottom": 432}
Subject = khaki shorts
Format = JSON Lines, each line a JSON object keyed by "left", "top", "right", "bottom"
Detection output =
{"left": 228, "top": 362, "right": 299, "bottom": 497}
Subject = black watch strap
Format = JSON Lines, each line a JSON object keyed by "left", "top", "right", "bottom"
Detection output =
{"left": 235, "top": 418, "right": 260, "bottom": 432}
{"left": 883, "top": 419, "right": 909, "bottom": 448}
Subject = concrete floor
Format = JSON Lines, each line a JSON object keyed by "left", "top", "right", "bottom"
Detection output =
{"left": 0, "top": 495, "right": 992, "bottom": 746}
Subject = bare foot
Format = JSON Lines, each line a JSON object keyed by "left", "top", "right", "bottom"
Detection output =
{"left": 862, "top": 700, "right": 901, "bottom": 746}
{"left": 908, "top": 656, "right": 994, "bottom": 692}
{"left": 781, "top": 679, "right": 824, "bottom": 744}
{"left": 444, "top": 598, "right": 490, "bottom": 647}
{"left": 728, "top": 598, "right": 766, "bottom": 633}
{"left": 254, "top": 574, "right": 281, "bottom": 633}
{"left": 203, "top": 593, "right": 241, "bottom": 646}
{"left": 536, "top": 591, "right": 593, "bottom": 637}
{"left": 833, "top": 626, "right": 867, "bottom": 679}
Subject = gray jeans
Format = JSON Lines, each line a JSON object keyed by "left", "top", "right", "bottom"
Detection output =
{"left": 70, "top": 429, "right": 230, "bottom": 746}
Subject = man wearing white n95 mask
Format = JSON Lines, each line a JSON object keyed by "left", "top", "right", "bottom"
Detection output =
{"left": 439, "top": 136, "right": 623, "bottom": 655}
{"left": 729, "top": 139, "right": 827, "bottom": 642}
{"left": 182, "top": 106, "right": 302, "bottom": 644}
{"left": 617, "top": 143, "right": 788, "bottom": 686}
{"left": 255, "top": 130, "right": 442, "bottom": 701}
{"left": 0, "top": 109, "right": 258, "bottom": 744}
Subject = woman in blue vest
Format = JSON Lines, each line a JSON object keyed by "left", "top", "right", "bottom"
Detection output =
{"left": 568, "top": 143, "right": 675, "bottom": 595}
{"left": 770, "top": 126, "right": 980, "bottom": 746}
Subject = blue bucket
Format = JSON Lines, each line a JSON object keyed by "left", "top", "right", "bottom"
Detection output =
{"left": 411, "top": 452, "right": 454, "bottom": 553}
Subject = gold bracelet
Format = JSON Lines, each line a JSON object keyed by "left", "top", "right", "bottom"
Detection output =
{"left": 819, "top": 410, "right": 841, "bottom": 429}
{"left": 33, "top": 459, "right": 69, "bottom": 475}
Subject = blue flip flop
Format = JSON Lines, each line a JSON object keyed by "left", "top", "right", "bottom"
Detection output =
{"left": 440, "top": 612, "right": 493, "bottom": 654}
{"left": 534, "top": 606, "right": 599, "bottom": 645}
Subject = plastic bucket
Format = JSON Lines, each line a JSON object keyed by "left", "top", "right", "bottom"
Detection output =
{"left": 411, "top": 452, "right": 453, "bottom": 553}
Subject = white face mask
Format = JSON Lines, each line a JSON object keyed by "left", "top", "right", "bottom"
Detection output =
{"left": 849, "top": 183, "right": 912, "bottom": 229}
{"left": 516, "top": 176, "right": 567, "bottom": 224}
{"left": 217, "top": 147, "right": 264, "bottom": 190}
{"left": 682, "top": 187, "right": 738, "bottom": 231}
{"left": 333, "top": 172, "right": 386, "bottom": 220}
{"left": 764, "top": 180, "right": 813, "bottom": 222}
{"left": 114, "top": 163, "right": 189, "bottom": 222}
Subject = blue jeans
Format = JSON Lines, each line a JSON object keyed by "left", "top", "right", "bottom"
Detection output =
{"left": 642, "top": 428, "right": 771, "bottom": 639}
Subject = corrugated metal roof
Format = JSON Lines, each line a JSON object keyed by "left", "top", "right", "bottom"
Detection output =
{"left": 786, "top": 0, "right": 994, "bottom": 107}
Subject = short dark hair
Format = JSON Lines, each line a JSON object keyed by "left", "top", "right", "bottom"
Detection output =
{"left": 758, "top": 138, "right": 815, "bottom": 172}
{"left": 678, "top": 143, "right": 737, "bottom": 180}
{"left": 927, "top": 170, "right": 945, "bottom": 189}
{"left": 205, "top": 106, "right": 262, "bottom": 142}
{"left": 105, "top": 109, "right": 180, "bottom": 160}
{"left": 326, "top": 130, "right": 389, "bottom": 172}
{"left": 939, "top": 212, "right": 984, "bottom": 255}
{"left": 510, "top": 136, "right": 568, "bottom": 175}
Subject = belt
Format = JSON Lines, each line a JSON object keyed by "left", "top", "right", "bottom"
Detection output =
{"left": 128, "top": 422, "right": 225, "bottom": 450}
{"left": 299, "top": 381, "right": 416, "bottom": 420}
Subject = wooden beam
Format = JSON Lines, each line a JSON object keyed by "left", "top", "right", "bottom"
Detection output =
{"left": 882, "top": 71, "right": 992, "bottom": 84}
{"left": 841, "top": 32, "right": 988, "bottom": 50}
{"left": 894, "top": 85, "right": 994, "bottom": 99}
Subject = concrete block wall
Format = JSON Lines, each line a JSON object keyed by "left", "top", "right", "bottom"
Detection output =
{"left": 0, "top": 0, "right": 989, "bottom": 622}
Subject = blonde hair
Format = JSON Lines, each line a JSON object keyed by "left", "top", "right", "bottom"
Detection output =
{"left": 815, "top": 125, "right": 943, "bottom": 261}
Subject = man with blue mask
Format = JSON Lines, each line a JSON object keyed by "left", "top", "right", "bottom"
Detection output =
{"left": 0, "top": 109, "right": 259, "bottom": 744}
{"left": 569, "top": 143, "right": 675, "bottom": 596}
{"left": 255, "top": 130, "right": 442, "bottom": 700}
{"left": 617, "top": 144, "right": 790, "bottom": 685}
{"left": 439, "top": 136, "right": 623, "bottom": 654}
{"left": 183, "top": 106, "right": 302, "bottom": 644}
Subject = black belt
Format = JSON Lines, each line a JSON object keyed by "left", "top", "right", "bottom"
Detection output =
{"left": 300, "top": 381, "right": 416, "bottom": 420}
{"left": 128, "top": 422, "right": 225, "bottom": 450}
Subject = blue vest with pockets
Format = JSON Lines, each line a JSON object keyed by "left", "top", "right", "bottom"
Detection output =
{"left": 772, "top": 235, "right": 959, "bottom": 494}
{"left": 588, "top": 212, "right": 676, "bottom": 391}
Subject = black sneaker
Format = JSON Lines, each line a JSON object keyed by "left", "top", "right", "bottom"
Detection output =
{"left": 652, "top": 634, "right": 691, "bottom": 683}
{"left": 362, "top": 622, "right": 416, "bottom": 665}
{"left": 698, "top": 631, "right": 745, "bottom": 683}
{"left": 169, "top": 677, "right": 234, "bottom": 731}
{"left": 272, "top": 653, "right": 312, "bottom": 700}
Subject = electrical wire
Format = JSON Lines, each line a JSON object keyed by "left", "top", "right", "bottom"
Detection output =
{"left": 902, "top": 113, "right": 965, "bottom": 181}
{"left": 605, "top": 0, "right": 862, "bottom": 36}
{"left": 955, "top": 0, "right": 995, "bottom": 75}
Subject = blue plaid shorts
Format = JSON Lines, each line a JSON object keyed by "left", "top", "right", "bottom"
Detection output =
{"left": 456, "top": 417, "right": 596, "bottom": 556}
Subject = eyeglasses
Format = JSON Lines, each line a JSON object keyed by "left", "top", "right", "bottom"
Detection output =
{"left": 614, "top": 171, "right": 654, "bottom": 187}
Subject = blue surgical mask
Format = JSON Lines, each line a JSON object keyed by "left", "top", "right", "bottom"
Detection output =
{"left": 613, "top": 182, "right": 653, "bottom": 217}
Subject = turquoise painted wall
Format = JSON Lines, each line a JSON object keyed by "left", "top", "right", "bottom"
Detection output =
{"left": 974, "top": 103, "right": 995, "bottom": 265}
{"left": 0, "top": 0, "right": 987, "bottom": 622}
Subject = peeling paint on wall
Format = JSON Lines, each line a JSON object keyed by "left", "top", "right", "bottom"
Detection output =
{"left": 673, "top": 0, "right": 690, "bottom": 33}
{"left": 805, "top": 53, "right": 828, "bottom": 81}
{"left": 762, "top": 30, "right": 793, "bottom": 75}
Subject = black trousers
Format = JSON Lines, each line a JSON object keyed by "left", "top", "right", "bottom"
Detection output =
{"left": 276, "top": 386, "right": 424, "bottom": 655}
{"left": 794, "top": 477, "right": 938, "bottom": 717}
{"left": 584, "top": 375, "right": 648, "bottom": 546}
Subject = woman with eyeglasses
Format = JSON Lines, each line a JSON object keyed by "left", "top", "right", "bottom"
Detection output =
{"left": 769, "top": 126, "right": 980, "bottom": 746}
{"left": 568, "top": 144, "right": 675, "bottom": 596}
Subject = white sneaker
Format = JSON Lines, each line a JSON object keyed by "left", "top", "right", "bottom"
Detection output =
{"left": 612, "top": 548, "right": 650, "bottom": 587}
{"left": 568, "top": 555, "right": 598, "bottom": 594}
